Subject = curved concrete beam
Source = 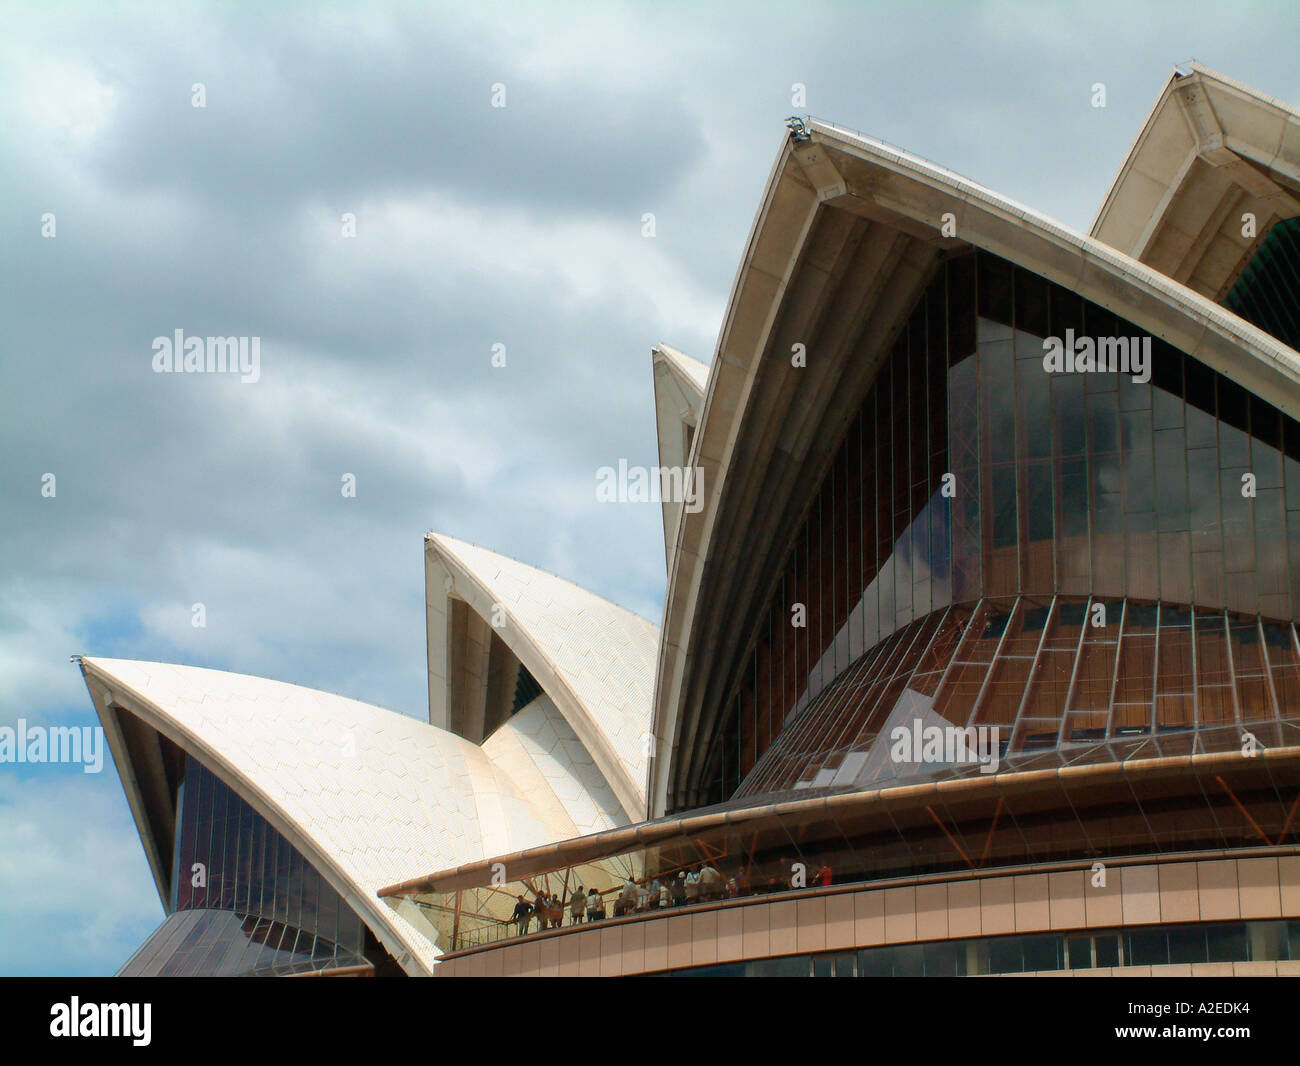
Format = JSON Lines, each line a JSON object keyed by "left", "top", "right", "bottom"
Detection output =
{"left": 1092, "top": 63, "right": 1300, "bottom": 300}
{"left": 652, "top": 344, "right": 710, "bottom": 571}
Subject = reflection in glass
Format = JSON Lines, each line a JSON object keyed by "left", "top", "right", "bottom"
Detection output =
{"left": 128, "top": 754, "right": 369, "bottom": 977}
{"left": 695, "top": 251, "right": 1300, "bottom": 808}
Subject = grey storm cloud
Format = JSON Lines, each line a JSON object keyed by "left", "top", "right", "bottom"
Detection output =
{"left": 20, "top": 5, "right": 707, "bottom": 217}
{"left": 1, "top": 0, "right": 1298, "bottom": 974}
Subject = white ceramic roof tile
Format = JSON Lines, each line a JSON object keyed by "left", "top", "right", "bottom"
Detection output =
{"left": 482, "top": 695, "right": 627, "bottom": 835}
{"left": 430, "top": 534, "right": 659, "bottom": 807}
{"left": 656, "top": 343, "right": 709, "bottom": 395}
{"left": 81, "top": 657, "right": 622, "bottom": 974}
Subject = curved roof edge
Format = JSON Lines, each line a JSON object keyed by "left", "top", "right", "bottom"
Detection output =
{"left": 652, "top": 343, "right": 709, "bottom": 571}
{"left": 653, "top": 343, "right": 709, "bottom": 401}
{"left": 651, "top": 114, "right": 1300, "bottom": 815}
{"left": 426, "top": 532, "right": 657, "bottom": 819}
{"left": 80, "top": 656, "right": 584, "bottom": 975}
{"left": 1091, "top": 63, "right": 1300, "bottom": 300}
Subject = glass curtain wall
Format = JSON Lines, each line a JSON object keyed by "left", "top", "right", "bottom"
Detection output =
{"left": 697, "top": 250, "right": 1300, "bottom": 806}
{"left": 738, "top": 595, "right": 1300, "bottom": 797}
{"left": 1225, "top": 216, "right": 1300, "bottom": 353}
{"left": 134, "top": 753, "right": 371, "bottom": 976}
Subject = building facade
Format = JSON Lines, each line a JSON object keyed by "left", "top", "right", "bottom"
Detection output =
{"left": 86, "top": 63, "right": 1300, "bottom": 976}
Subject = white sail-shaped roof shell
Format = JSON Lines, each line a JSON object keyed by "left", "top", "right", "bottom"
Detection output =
{"left": 425, "top": 532, "right": 658, "bottom": 818}
{"left": 81, "top": 657, "right": 601, "bottom": 975}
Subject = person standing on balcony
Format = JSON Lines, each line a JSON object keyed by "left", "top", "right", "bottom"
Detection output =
{"left": 699, "top": 862, "right": 723, "bottom": 900}
{"left": 511, "top": 894, "right": 533, "bottom": 936}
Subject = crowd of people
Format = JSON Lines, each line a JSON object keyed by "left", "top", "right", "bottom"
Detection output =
{"left": 507, "top": 858, "right": 833, "bottom": 936}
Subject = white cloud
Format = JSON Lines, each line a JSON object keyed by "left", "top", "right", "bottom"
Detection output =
{"left": 12, "top": 56, "right": 116, "bottom": 145}
{"left": 0, "top": 773, "right": 160, "bottom": 975}
{"left": 2, "top": 0, "right": 1297, "bottom": 976}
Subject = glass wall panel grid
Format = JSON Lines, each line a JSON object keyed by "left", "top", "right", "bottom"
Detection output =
{"left": 142, "top": 753, "right": 370, "bottom": 976}
{"left": 1225, "top": 216, "right": 1300, "bottom": 352}
{"left": 119, "top": 908, "right": 371, "bottom": 978}
{"left": 696, "top": 249, "right": 1300, "bottom": 811}
{"left": 737, "top": 597, "right": 1297, "bottom": 799}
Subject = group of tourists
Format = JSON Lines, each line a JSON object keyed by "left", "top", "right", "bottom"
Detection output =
{"left": 507, "top": 858, "right": 833, "bottom": 936}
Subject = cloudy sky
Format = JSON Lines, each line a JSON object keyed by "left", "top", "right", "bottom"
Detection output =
{"left": 1, "top": 0, "right": 1296, "bottom": 975}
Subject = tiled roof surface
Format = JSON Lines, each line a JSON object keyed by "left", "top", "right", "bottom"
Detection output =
{"left": 656, "top": 343, "right": 710, "bottom": 394}
{"left": 431, "top": 534, "right": 659, "bottom": 804}
{"left": 83, "top": 657, "right": 587, "bottom": 973}
{"left": 482, "top": 693, "right": 629, "bottom": 835}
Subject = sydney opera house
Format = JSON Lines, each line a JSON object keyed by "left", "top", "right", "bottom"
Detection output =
{"left": 84, "top": 64, "right": 1300, "bottom": 976}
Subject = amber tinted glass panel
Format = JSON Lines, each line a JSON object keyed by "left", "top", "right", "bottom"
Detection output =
{"left": 736, "top": 595, "right": 1300, "bottom": 797}
{"left": 694, "top": 251, "right": 1300, "bottom": 809}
